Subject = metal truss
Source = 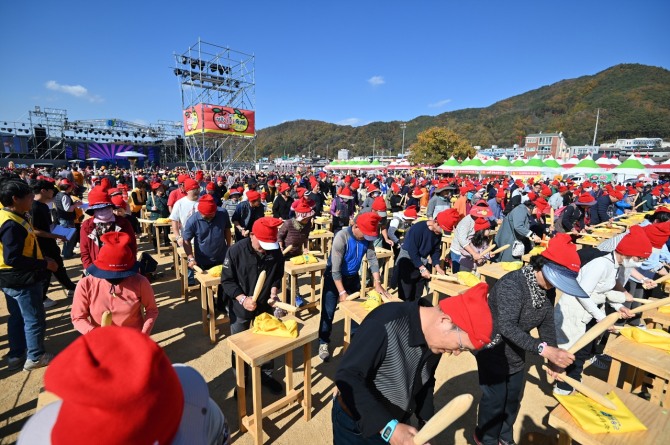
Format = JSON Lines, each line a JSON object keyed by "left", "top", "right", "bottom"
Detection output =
{"left": 174, "top": 38, "right": 256, "bottom": 171}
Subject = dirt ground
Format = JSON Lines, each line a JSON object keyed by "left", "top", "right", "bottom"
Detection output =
{"left": 0, "top": 238, "right": 606, "bottom": 444}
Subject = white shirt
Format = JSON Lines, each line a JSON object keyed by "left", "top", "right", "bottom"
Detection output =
{"left": 169, "top": 197, "right": 199, "bottom": 234}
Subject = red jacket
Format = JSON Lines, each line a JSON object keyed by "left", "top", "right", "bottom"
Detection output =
{"left": 80, "top": 216, "right": 137, "bottom": 269}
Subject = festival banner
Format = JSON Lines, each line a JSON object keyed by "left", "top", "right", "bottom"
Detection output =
{"left": 183, "top": 104, "right": 255, "bottom": 137}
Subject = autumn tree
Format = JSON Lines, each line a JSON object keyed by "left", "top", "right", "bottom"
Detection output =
{"left": 407, "top": 127, "right": 475, "bottom": 166}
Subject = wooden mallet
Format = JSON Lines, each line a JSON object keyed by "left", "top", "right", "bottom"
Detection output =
{"left": 251, "top": 270, "right": 267, "bottom": 302}
{"left": 344, "top": 291, "right": 361, "bottom": 301}
{"left": 273, "top": 301, "right": 298, "bottom": 313}
{"left": 488, "top": 244, "right": 510, "bottom": 256}
{"left": 282, "top": 244, "right": 293, "bottom": 255}
{"left": 412, "top": 394, "right": 473, "bottom": 444}
{"left": 101, "top": 310, "right": 113, "bottom": 327}
{"left": 431, "top": 274, "right": 460, "bottom": 283}
{"left": 479, "top": 244, "right": 497, "bottom": 257}
{"left": 542, "top": 365, "right": 617, "bottom": 410}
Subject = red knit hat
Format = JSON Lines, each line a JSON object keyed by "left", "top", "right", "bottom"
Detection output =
{"left": 609, "top": 190, "right": 624, "bottom": 201}
{"left": 85, "top": 186, "right": 114, "bottom": 215}
{"left": 403, "top": 205, "right": 417, "bottom": 220}
{"left": 559, "top": 186, "right": 568, "bottom": 193}
{"left": 643, "top": 222, "right": 670, "bottom": 249}
{"left": 474, "top": 217, "right": 490, "bottom": 232}
{"left": 338, "top": 187, "right": 354, "bottom": 200}
{"left": 372, "top": 196, "right": 387, "bottom": 215}
{"left": 367, "top": 184, "right": 380, "bottom": 194}
{"left": 616, "top": 225, "right": 653, "bottom": 258}
{"left": 198, "top": 194, "right": 217, "bottom": 216}
{"left": 205, "top": 182, "right": 215, "bottom": 191}
{"left": 150, "top": 181, "right": 163, "bottom": 191}
{"left": 542, "top": 233, "right": 581, "bottom": 273}
{"left": 439, "top": 282, "right": 492, "bottom": 349}
{"left": 412, "top": 187, "right": 423, "bottom": 198}
{"left": 391, "top": 183, "right": 400, "bottom": 194}
{"left": 355, "top": 212, "right": 382, "bottom": 241}
{"left": 654, "top": 206, "right": 670, "bottom": 214}
{"left": 576, "top": 193, "right": 596, "bottom": 206}
{"left": 469, "top": 202, "right": 492, "bottom": 218}
{"left": 195, "top": 170, "right": 204, "bottom": 182}
{"left": 246, "top": 190, "right": 260, "bottom": 202}
{"left": 183, "top": 178, "right": 199, "bottom": 192}
{"left": 177, "top": 174, "right": 188, "bottom": 184}
{"left": 88, "top": 232, "right": 138, "bottom": 279}
{"left": 111, "top": 194, "right": 126, "bottom": 208}
{"left": 32, "top": 327, "right": 184, "bottom": 445}
{"left": 251, "top": 217, "right": 283, "bottom": 250}
{"left": 436, "top": 208, "right": 461, "bottom": 232}
{"left": 278, "top": 182, "right": 290, "bottom": 193}
{"left": 294, "top": 199, "right": 315, "bottom": 221}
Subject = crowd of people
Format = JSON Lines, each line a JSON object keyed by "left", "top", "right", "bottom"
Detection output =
{"left": 2, "top": 161, "right": 670, "bottom": 444}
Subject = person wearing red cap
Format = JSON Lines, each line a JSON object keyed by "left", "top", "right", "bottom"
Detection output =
{"left": 54, "top": 178, "right": 83, "bottom": 259}
{"left": 388, "top": 182, "right": 403, "bottom": 213}
{"left": 169, "top": 180, "right": 201, "bottom": 275}
{"left": 146, "top": 182, "right": 171, "bottom": 248}
{"left": 494, "top": 198, "right": 542, "bottom": 262}
{"left": 392, "top": 209, "right": 453, "bottom": 301}
{"left": 387, "top": 205, "right": 417, "bottom": 257}
{"left": 548, "top": 185, "right": 570, "bottom": 212}
{"left": 308, "top": 179, "right": 326, "bottom": 216}
{"left": 330, "top": 186, "right": 356, "bottom": 235}
{"left": 272, "top": 182, "right": 294, "bottom": 220}
{"left": 474, "top": 234, "right": 584, "bottom": 445}
{"left": 318, "top": 212, "right": 390, "bottom": 362}
{"left": 221, "top": 217, "right": 286, "bottom": 394}
{"left": 589, "top": 188, "right": 622, "bottom": 226}
{"left": 222, "top": 186, "right": 242, "bottom": 222}
{"left": 451, "top": 202, "right": 494, "bottom": 273}
{"left": 79, "top": 186, "right": 137, "bottom": 270}
{"left": 334, "top": 283, "right": 493, "bottom": 444}
{"left": 231, "top": 190, "right": 265, "bottom": 242}
{"left": 128, "top": 179, "right": 147, "bottom": 221}
{"left": 634, "top": 182, "right": 654, "bottom": 212}
{"left": 182, "top": 195, "right": 232, "bottom": 308}
{"left": 555, "top": 192, "right": 596, "bottom": 233}
{"left": 552, "top": 228, "right": 649, "bottom": 393}
{"left": 167, "top": 174, "right": 188, "bottom": 212}
{"left": 18, "top": 326, "right": 230, "bottom": 445}
{"left": 426, "top": 180, "right": 455, "bottom": 219}
{"left": 360, "top": 183, "right": 382, "bottom": 214}
{"left": 72, "top": 232, "right": 158, "bottom": 335}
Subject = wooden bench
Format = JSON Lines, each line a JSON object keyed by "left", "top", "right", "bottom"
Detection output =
{"left": 282, "top": 259, "right": 327, "bottom": 312}
{"left": 227, "top": 318, "right": 318, "bottom": 445}
{"left": 604, "top": 333, "right": 670, "bottom": 407}
{"left": 195, "top": 271, "right": 230, "bottom": 344}
{"left": 549, "top": 376, "right": 670, "bottom": 445}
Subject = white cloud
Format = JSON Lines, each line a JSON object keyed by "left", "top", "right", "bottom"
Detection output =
{"left": 337, "top": 118, "right": 362, "bottom": 126}
{"left": 45, "top": 80, "right": 103, "bottom": 103}
{"left": 367, "top": 76, "right": 385, "bottom": 87}
{"left": 428, "top": 98, "right": 452, "bottom": 108}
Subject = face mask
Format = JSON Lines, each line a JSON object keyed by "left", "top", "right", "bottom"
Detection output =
{"left": 466, "top": 192, "right": 474, "bottom": 200}
{"left": 622, "top": 258, "right": 644, "bottom": 269}
{"left": 94, "top": 207, "right": 115, "bottom": 223}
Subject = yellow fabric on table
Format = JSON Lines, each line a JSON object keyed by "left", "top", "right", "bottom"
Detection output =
{"left": 252, "top": 313, "right": 298, "bottom": 338}
{"left": 362, "top": 290, "right": 383, "bottom": 311}
{"left": 311, "top": 229, "right": 328, "bottom": 235}
{"left": 619, "top": 326, "right": 670, "bottom": 352}
{"left": 500, "top": 261, "right": 523, "bottom": 271}
{"left": 527, "top": 246, "right": 546, "bottom": 256}
{"left": 581, "top": 236, "right": 597, "bottom": 242}
{"left": 658, "top": 304, "right": 670, "bottom": 314}
{"left": 207, "top": 265, "right": 223, "bottom": 277}
{"left": 456, "top": 272, "right": 481, "bottom": 287}
{"left": 289, "top": 254, "right": 319, "bottom": 265}
{"left": 554, "top": 391, "right": 646, "bottom": 434}
{"left": 155, "top": 218, "right": 171, "bottom": 224}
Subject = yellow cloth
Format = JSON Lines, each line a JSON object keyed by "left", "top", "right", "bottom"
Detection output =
{"left": 619, "top": 327, "right": 670, "bottom": 352}
{"left": 456, "top": 272, "right": 481, "bottom": 286}
{"left": 581, "top": 236, "right": 597, "bottom": 242}
{"left": 554, "top": 391, "right": 646, "bottom": 434}
{"left": 362, "top": 290, "right": 383, "bottom": 311}
{"left": 289, "top": 254, "right": 319, "bottom": 265}
{"left": 311, "top": 229, "right": 327, "bottom": 235}
{"left": 155, "top": 218, "right": 171, "bottom": 224}
{"left": 252, "top": 313, "right": 298, "bottom": 338}
{"left": 527, "top": 246, "right": 546, "bottom": 256}
{"left": 207, "top": 265, "right": 223, "bottom": 277}
{"left": 658, "top": 304, "right": 670, "bottom": 314}
{"left": 500, "top": 261, "right": 523, "bottom": 271}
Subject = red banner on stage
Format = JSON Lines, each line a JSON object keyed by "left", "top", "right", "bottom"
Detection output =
{"left": 183, "top": 104, "right": 255, "bottom": 137}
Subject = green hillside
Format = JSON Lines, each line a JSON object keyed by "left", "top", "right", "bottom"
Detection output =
{"left": 255, "top": 64, "right": 670, "bottom": 159}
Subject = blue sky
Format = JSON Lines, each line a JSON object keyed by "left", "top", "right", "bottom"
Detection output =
{"left": 1, "top": 0, "right": 668, "bottom": 131}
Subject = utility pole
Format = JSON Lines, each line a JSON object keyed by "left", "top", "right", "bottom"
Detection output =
{"left": 373, "top": 138, "right": 376, "bottom": 160}
{"left": 400, "top": 123, "right": 407, "bottom": 157}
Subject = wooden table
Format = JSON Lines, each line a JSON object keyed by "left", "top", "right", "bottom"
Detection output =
{"left": 168, "top": 234, "right": 180, "bottom": 279}
{"left": 137, "top": 218, "right": 172, "bottom": 256}
{"left": 428, "top": 279, "right": 469, "bottom": 306}
{"left": 308, "top": 230, "right": 334, "bottom": 255}
{"left": 195, "top": 271, "right": 230, "bottom": 344}
{"left": 549, "top": 376, "right": 670, "bottom": 445}
{"left": 227, "top": 318, "right": 318, "bottom": 445}
{"left": 360, "top": 248, "right": 393, "bottom": 290}
{"left": 313, "top": 217, "right": 332, "bottom": 232}
{"left": 340, "top": 296, "right": 401, "bottom": 352}
{"left": 604, "top": 334, "right": 670, "bottom": 406}
{"left": 644, "top": 307, "right": 670, "bottom": 330}
{"left": 576, "top": 237, "right": 601, "bottom": 247}
{"left": 477, "top": 262, "right": 509, "bottom": 282}
{"left": 177, "top": 246, "right": 201, "bottom": 302}
{"left": 282, "top": 259, "right": 327, "bottom": 311}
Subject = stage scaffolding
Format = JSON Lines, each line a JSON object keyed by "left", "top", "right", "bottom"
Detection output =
{"left": 174, "top": 39, "right": 256, "bottom": 171}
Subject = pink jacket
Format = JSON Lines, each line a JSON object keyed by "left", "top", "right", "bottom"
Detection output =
{"left": 71, "top": 274, "right": 158, "bottom": 334}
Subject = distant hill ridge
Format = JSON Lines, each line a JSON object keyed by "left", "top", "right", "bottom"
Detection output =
{"left": 256, "top": 64, "right": 670, "bottom": 159}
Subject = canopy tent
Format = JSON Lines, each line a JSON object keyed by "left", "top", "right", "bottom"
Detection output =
{"left": 609, "top": 155, "right": 621, "bottom": 166}
{"left": 639, "top": 155, "right": 658, "bottom": 167}
{"left": 511, "top": 158, "right": 525, "bottom": 167}
{"left": 436, "top": 156, "right": 460, "bottom": 173}
{"left": 561, "top": 156, "right": 580, "bottom": 169}
{"left": 563, "top": 156, "right": 604, "bottom": 175}
{"left": 595, "top": 156, "right": 612, "bottom": 169}
{"left": 612, "top": 156, "right": 648, "bottom": 176}
{"left": 482, "top": 155, "right": 513, "bottom": 174}
{"left": 543, "top": 156, "right": 562, "bottom": 169}
{"left": 386, "top": 160, "right": 412, "bottom": 170}
{"left": 650, "top": 158, "right": 670, "bottom": 173}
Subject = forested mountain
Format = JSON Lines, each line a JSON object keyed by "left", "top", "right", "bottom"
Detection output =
{"left": 255, "top": 64, "right": 670, "bottom": 159}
